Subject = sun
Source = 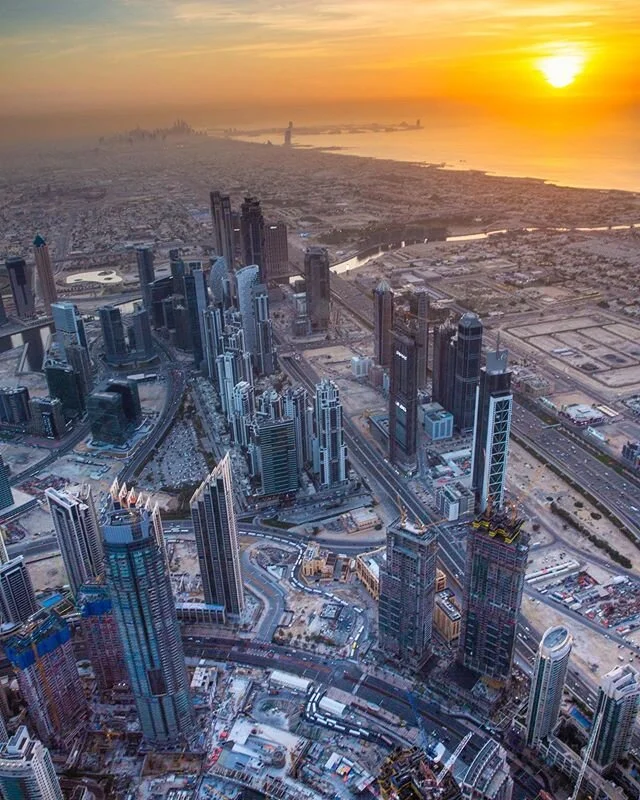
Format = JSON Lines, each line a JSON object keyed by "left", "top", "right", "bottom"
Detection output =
{"left": 537, "top": 47, "right": 585, "bottom": 89}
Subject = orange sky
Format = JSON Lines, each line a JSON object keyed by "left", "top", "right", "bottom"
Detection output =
{"left": 1, "top": 1, "right": 638, "bottom": 121}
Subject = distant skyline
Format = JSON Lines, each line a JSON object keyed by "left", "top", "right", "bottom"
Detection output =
{"left": 1, "top": 1, "right": 638, "bottom": 126}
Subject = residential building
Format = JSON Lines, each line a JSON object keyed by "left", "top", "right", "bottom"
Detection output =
{"left": 236, "top": 264, "right": 260, "bottom": 357}
{"left": 373, "top": 280, "right": 394, "bottom": 368}
{"left": 526, "top": 626, "right": 572, "bottom": 747}
{"left": 5, "top": 612, "right": 88, "bottom": 747}
{"left": 378, "top": 517, "right": 438, "bottom": 668}
{"left": 388, "top": 316, "right": 419, "bottom": 466}
{"left": 264, "top": 222, "right": 289, "bottom": 281}
{"left": 592, "top": 665, "right": 640, "bottom": 770}
{"left": 135, "top": 246, "right": 155, "bottom": 311}
{"left": 216, "top": 349, "right": 253, "bottom": 420}
{"left": 32, "top": 236, "right": 57, "bottom": 316}
{"left": 459, "top": 508, "right": 529, "bottom": 684}
{"left": 182, "top": 263, "right": 208, "bottom": 368}
{"left": 29, "top": 397, "right": 65, "bottom": 439}
{"left": 250, "top": 417, "right": 299, "bottom": 497}
{"left": 313, "top": 379, "right": 347, "bottom": 489}
{"left": 98, "top": 306, "right": 128, "bottom": 364}
{"left": 240, "top": 196, "right": 265, "bottom": 279}
{"left": 210, "top": 191, "right": 235, "bottom": 267}
{"left": 190, "top": 453, "right": 245, "bottom": 614}
{"left": 230, "top": 381, "right": 255, "bottom": 447}
{"left": 471, "top": 347, "right": 513, "bottom": 513}
{"left": 0, "top": 726, "right": 63, "bottom": 800}
{"left": 461, "top": 741, "right": 513, "bottom": 800}
{"left": 453, "top": 312, "right": 483, "bottom": 433}
{"left": 0, "top": 387, "right": 31, "bottom": 428}
{"left": 5, "top": 258, "right": 35, "bottom": 319}
{"left": 283, "top": 386, "right": 314, "bottom": 470}
{"left": 0, "top": 557, "right": 38, "bottom": 624}
{"left": 46, "top": 485, "right": 103, "bottom": 596}
{"left": 102, "top": 483, "right": 195, "bottom": 747}
{"left": 77, "top": 582, "right": 127, "bottom": 692}
{"left": 0, "top": 457, "right": 14, "bottom": 512}
{"left": 304, "top": 247, "right": 331, "bottom": 332}
{"left": 252, "top": 284, "right": 277, "bottom": 376}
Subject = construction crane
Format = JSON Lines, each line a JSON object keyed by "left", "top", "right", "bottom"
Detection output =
{"left": 570, "top": 704, "right": 603, "bottom": 800}
{"left": 436, "top": 731, "right": 473, "bottom": 786}
{"left": 405, "top": 691, "right": 432, "bottom": 754}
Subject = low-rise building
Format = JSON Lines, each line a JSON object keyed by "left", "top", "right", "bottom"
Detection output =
{"left": 421, "top": 402, "right": 454, "bottom": 441}
{"left": 436, "top": 482, "right": 474, "bottom": 521}
{"left": 434, "top": 589, "right": 461, "bottom": 644}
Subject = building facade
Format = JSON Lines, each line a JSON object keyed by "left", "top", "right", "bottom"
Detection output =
{"left": 0, "top": 457, "right": 14, "bottom": 511}
{"left": 526, "top": 626, "right": 572, "bottom": 747}
{"left": 210, "top": 191, "right": 235, "bottom": 267}
{"left": 0, "top": 727, "right": 63, "bottom": 800}
{"left": 461, "top": 740, "right": 513, "bottom": 800}
{"left": 5, "top": 258, "right": 35, "bottom": 319}
{"left": 251, "top": 417, "right": 299, "bottom": 497}
{"left": 0, "top": 557, "right": 38, "bottom": 624}
{"left": 388, "top": 317, "right": 419, "bottom": 466}
{"left": 304, "top": 247, "right": 331, "bottom": 333}
{"left": 264, "top": 222, "right": 289, "bottom": 281}
{"left": 240, "top": 197, "right": 265, "bottom": 278}
{"left": 32, "top": 236, "right": 58, "bottom": 316}
{"left": 135, "top": 246, "right": 155, "bottom": 311}
{"left": 313, "top": 379, "right": 348, "bottom": 489}
{"left": 373, "top": 280, "right": 394, "bottom": 368}
{"left": 592, "top": 664, "right": 640, "bottom": 770}
{"left": 77, "top": 582, "right": 128, "bottom": 693}
{"left": 453, "top": 312, "right": 483, "bottom": 433}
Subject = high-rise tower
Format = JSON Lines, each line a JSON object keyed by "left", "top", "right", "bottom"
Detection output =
{"left": 459, "top": 508, "right": 529, "bottom": 684}
{"left": 102, "top": 483, "right": 195, "bottom": 747}
{"left": 378, "top": 516, "right": 438, "bottom": 668}
{"left": 453, "top": 312, "right": 483, "bottom": 433}
{"left": 264, "top": 222, "right": 289, "bottom": 282}
{"left": 190, "top": 453, "right": 245, "bottom": 615}
{"left": 240, "top": 197, "right": 265, "bottom": 278}
{"left": 135, "top": 246, "right": 155, "bottom": 311}
{"left": 46, "top": 485, "right": 103, "bottom": 596}
{"left": 0, "top": 457, "right": 14, "bottom": 511}
{"left": 252, "top": 284, "right": 277, "bottom": 376}
{"left": 592, "top": 664, "right": 640, "bottom": 770}
{"left": 388, "top": 316, "right": 418, "bottom": 466}
{"left": 51, "top": 302, "right": 87, "bottom": 354}
{"left": 283, "top": 386, "right": 314, "bottom": 471}
{"left": 5, "top": 258, "right": 35, "bottom": 320}
{"left": 373, "top": 280, "right": 394, "bottom": 368}
{"left": 526, "top": 626, "right": 572, "bottom": 747}
{"left": 432, "top": 322, "right": 456, "bottom": 412}
{"left": 98, "top": 306, "right": 128, "bottom": 364}
{"left": 412, "top": 290, "right": 429, "bottom": 389}
{"left": 77, "top": 582, "right": 128, "bottom": 693}
{"left": 313, "top": 379, "right": 347, "bottom": 489}
{"left": 235, "top": 265, "right": 260, "bottom": 357}
{"left": 304, "top": 247, "right": 331, "bottom": 333}
{"left": 461, "top": 741, "right": 513, "bottom": 800}
{"left": 210, "top": 191, "right": 235, "bottom": 267}
{"left": 32, "top": 236, "right": 58, "bottom": 316}
{"left": 0, "top": 557, "right": 38, "bottom": 624}
{"left": 0, "top": 727, "right": 63, "bottom": 800}
{"left": 471, "top": 347, "right": 513, "bottom": 513}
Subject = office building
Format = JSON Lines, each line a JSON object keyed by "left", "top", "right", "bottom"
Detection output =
{"left": 0, "top": 458, "right": 13, "bottom": 512}
{"left": 29, "top": 397, "right": 65, "bottom": 439}
{"left": 264, "top": 222, "right": 289, "bottom": 281}
{"left": 459, "top": 508, "right": 529, "bottom": 684}
{"left": 411, "top": 290, "right": 429, "bottom": 389}
{"left": 209, "top": 255, "right": 228, "bottom": 307}
{"left": 388, "top": 316, "right": 419, "bottom": 466}
{"left": 252, "top": 284, "right": 277, "bottom": 375}
{"left": 373, "top": 280, "right": 394, "bottom": 368}
{"left": 461, "top": 741, "right": 513, "bottom": 800}
{"left": 46, "top": 485, "right": 103, "bottom": 596}
{"left": 313, "top": 379, "right": 347, "bottom": 489}
{"left": 87, "top": 392, "right": 130, "bottom": 445}
{"left": 51, "top": 302, "right": 86, "bottom": 352}
{"left": 65, "top": 342, "right": 93, "bottom": 397}
{"left": 44, "top": 359, "right": 85, "bottom": 419}
{"left": 0, "top": 557, "right": 37, "bottom": 624}
{"left": 0, "top": 727, "right": 63, "bottom": 800}
{"left": 77, "top": 582, "right": 127, "bottom": 692}
{"left": 304, "top": 247, "right": 331, "bottom": 333}
{"left": 128, "top": 304, "right": 154, "bottom": 360}
{"left": 5, "top": 611, "right": 88, "bottom": 746}
{"left": 98, "top": 305, "right": 128, "bottom": 364}
{"left": 526, "top": 626, "right": 572, "bottom": 747}
{"left": 183, "top": 263, "right": 208, "bottom": 368}
{"left": 251, "top": 417, "right": 299, "bottom": 497}
{"left": 432, "top": 322, "right": 457, "bottom": 412}
{"left": 236, "top": 265, "right": 259, "bottom": 357}
{"left": 592, "top": 664, "right": 640, "bottom": 770}
{"left": 5, "top": 258, "right": 35, "bottom": 319}
{"left": 421, "top": 402, "right": 453, "bottom": 441}
{"left": 210, "top": 191, "right": 235, "bottom": 267}
{"left": 32, "top": 236, "right": 57, "bottom": 316}
{"left": 102, "top": 486, "right": 195, "bottom": 747}
{"left": 240, "top": 197, "right": 265, "bottom": 278}
{"left": 190, "top": 453, "right": 244, "bottom": 614}
{"left": 622, "top": 440, "right": 640, "bottom": 471}
{"left": 202, "top": 305, "right": 225, "bottom": 380}
{"left": 283, "top": 386, "right": 313, "bottom": 470}
{"left": 471, "top": 347, "right": 513, "bottom": 513}
{"left": 378, "top": 516, "right": 438, "bottom": 668}
{"left": 216, "top": 350, "right": 253, "bottom": 420}
{"left": 230, "top": 381, "right": 255, "bottom": 447}
{"left": 149, "top": 275, "right": 174, "bottom": 329}
{"left": 0, "top": 387, "right": 31, "bottom": 428}
{"left": 135, "top": 246, "right": 155, "bottom": 311}
{"left": 106, "top": 379, "right": 142, "bottom": 425}
{"left": 453, "top": 313, "right": 484, "bottom": 433}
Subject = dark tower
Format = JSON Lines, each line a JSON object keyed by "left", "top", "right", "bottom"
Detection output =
{"left": 388, "top": 315, "right": 418, "bottom": 466}
{"left": 209, "top": 191, "right": 235, "bottom": 268}
{"left": 414, "top": 290, "right": 429, "bottom": 390}
{"left": 135, "top": 247, "right": 155, "bottom": 311}
{"left": 304, "top": 247, "right": 331, "bottom": 333}
{"left": 5, "top": 257, "right": 35, "bottom": 319}
{"left": 453, "top": 312, "right": 483, "bottom": 433}
{"left": 432, "top": 323, "right": 456, "bottom": 412}
{"left": 240, "top": 196, "right": 265, "bottom": 278}
{"left": 373, "top": 280, "right": 394, "bottom": 367}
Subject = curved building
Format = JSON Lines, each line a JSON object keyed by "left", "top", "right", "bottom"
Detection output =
{"left": 526, "top": 625, "right": 572, "bottom": 746}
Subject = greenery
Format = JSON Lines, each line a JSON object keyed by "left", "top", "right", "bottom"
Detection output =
{"left": 262, "top": 517, "right": 296, "bottom": 530}
{"left": 550, "top": 501, "right": 632, "bottom": 569}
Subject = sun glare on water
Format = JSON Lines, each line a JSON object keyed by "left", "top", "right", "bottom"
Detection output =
{"left": 537, "top": 47, "right": 586, "bottom": 88}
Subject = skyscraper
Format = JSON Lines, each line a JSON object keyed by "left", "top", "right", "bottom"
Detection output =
{"left": 77, "top": 582, "right": 127, "bottom": 692}
{"left": 106, "top": 379, "right": 142, "bottom": 425}
{"left": 44, "top": 359, "right": 85, "bottom": 419}
{"left": 304, "top": 247, "right": 331, "bottom": 333}
{"left": 264, "top": 222, "right": 289, "bottom": 281}
{"left": 459, "top": 508, "right": 529, "bottom": 684}
{"left": 235, "top": 264, "right": 259, "bottom": 357}
{"left": 87, "top": 392, "right": 130, "bottom": 445}
{"left": 373, "top": 280, "right": 394, "bottom": 368}
{"left": 388, "top": 316, "right": 419, "bottom": 466}
{"left": 32, "top": 236, "right": 58, "bottom": 316}
{"left": 230, "top": 381, "right": 255, "bottom": 447}
{"left": 135, "top": 246, "right": 155, "bottom": 311}
{"left": 98, "top": 306, "right": 128, "bottom": 364}
{"left": 250, "top": 417, "right": 299, "bottom": 497}
{"left": 431, "top": 322, "right": 456, "bottom": 412}
{"left": 313, "top": 379, "right": 347, "bottom": 489}
{"left": 29, "top": 397, "right": 65, "bottom": 439}
{"left": 252, "top": 284, "right": 277, "bottom": 376}
{"left": 216, "top": 350, "right": 253, "bottom": 420}
{"left": 378, "top": 516, "right": 438, "bottom": 668}
{"left": 65, "top": 342, "right": 93, "bottom": 397}
{"left": 190, "top": 453, "right": 244, "bottom": 614}
{"left": 210, "top": 191, "right": 235, "bottom": 267}
{"left": 5, "top": 612, "right": 88, "bottom": 747}
{"left": 46, "top": 485, "right": 103, "bottom": 596}
{"left": 51, "top": 302, "right": 86, "bottom": 353}
{"left": 410, "top": 290, "right": 429, "bottom": 389}
{"left": 592, "top": 664, "right": 640, "bottom": 770}
{"left": 526, "top": 626, "right": 572, "bottom": 747}
{"left": 471, "top": 347, "right": 513, "bottom": 513}
{"left": 461, "top": 741, "right": 513, "bottom": 800}
{"left": 0, "top": 457, "right": 14, "bottom": 511}
{"left": 0, "top": 295, "right": 6, "bottom": 327}
{"left": 283, "top": 386, "right": 313, "bottom": 470}
{"left": 0, "top": 387, "right": 31, "bottom": 428}
{"left": 183, "top": 263, "right": 208, "bottom": 368}
{"left": 0, "top": 727, "right": 63, "bottom": 800}
{"left": 5, "top": 258, "right": 35, "bottom": 319}
{"left": 0, "top": 557, "right": 38, "bottom": 624}
{"left": 102, "top": 485, "right": 195, "bottom": 747}
{"left": 453, "top": 312, "right": 483, "bottom": 433}
{"left": 240, "top": 197, "right": 265, "bottom": 278}
{"left": 128, "top": 304, "right": 154, "bottom": 360}
{"left": 209, "top": 255, "right": 229, "bottom": 307}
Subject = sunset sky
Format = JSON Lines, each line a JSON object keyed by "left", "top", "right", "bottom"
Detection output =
{"left": 1, "top": 1, "right": 638, "bottom": 122}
